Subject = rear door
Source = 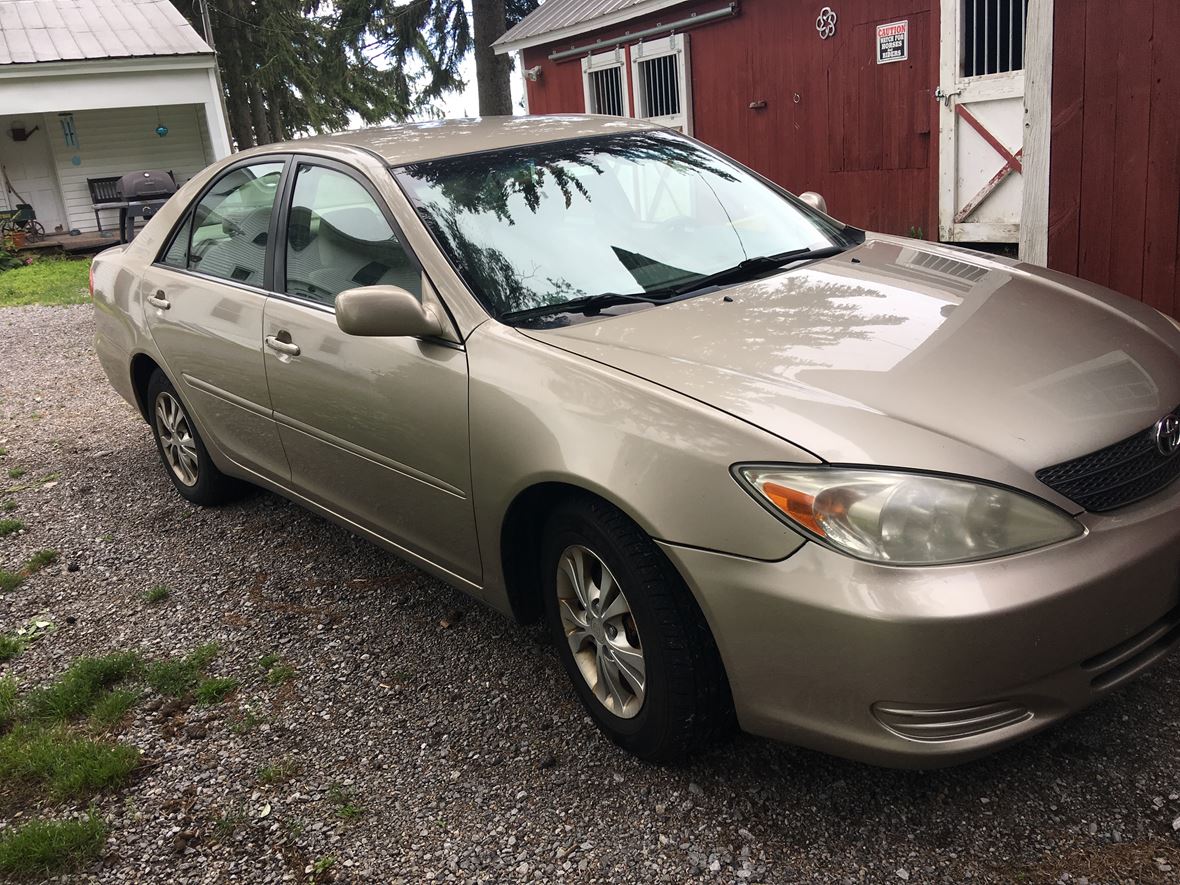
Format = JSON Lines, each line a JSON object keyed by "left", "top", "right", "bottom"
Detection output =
{"left": 142, "top": 158, "right": 290, "bottom": 482}
{"left": 261, "top": 158, "right": 480, "bottom": 582}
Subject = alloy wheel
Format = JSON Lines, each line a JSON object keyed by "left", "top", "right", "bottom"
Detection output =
{"left": 154, "top": 391, "right": 199, "bottom": 487}
{"left": 556, "top": 544, "right": 646, "bottom": 718}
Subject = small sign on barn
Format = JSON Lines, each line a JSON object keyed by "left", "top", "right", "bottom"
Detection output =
{"left": 876, "top": 20, "right": 909, "bottom": 64}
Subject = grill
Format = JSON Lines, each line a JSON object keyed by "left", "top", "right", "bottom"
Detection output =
{"left": 1036, "top": 405, "right": 1180, "bottom": 512}
{"left": 116, "top": 170, "right": 177, "bottom": 242}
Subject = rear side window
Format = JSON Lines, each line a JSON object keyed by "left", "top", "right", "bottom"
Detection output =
{"left": 283, "top": 164, "right": 420, "bottom": 307}
{"left": 180, "top": 161, "right": 285, "bottom": 286}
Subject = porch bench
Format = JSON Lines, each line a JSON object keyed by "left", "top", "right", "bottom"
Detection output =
{"left": 86, "top": 176, "right": 122, "bottom": 233}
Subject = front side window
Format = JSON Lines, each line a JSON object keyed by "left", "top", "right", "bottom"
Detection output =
{"left": 395, "top": 130, "right": 853, "bottom": 319}
{"left": 185, "top": 161, "right": 285, "bottom": 285}
{"left": 284, "top": 164, "right": 420, "bottom": 307}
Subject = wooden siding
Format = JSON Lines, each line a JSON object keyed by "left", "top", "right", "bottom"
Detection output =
{"left": 46, "top": 104, "right": 213, "bottom": 233}
{"left": 1048, "top": 0, "right": 1179, "bottom": 318}
{"left": 523, "top": 0, "right": 940, "bottom": 239}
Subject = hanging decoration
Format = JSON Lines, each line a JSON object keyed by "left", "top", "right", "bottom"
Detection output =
{"left": 154, "top": 107, "right": 169, "bottom": 138}
{"left": 816, "top": 6, "right": 837, "bottom": 39}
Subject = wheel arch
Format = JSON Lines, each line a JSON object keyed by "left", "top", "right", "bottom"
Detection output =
{"left": 129, "top": 351, "right": 165, "bottom": 422}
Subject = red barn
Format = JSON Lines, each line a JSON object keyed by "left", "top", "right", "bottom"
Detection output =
{"left": 495, "top": 0, "right": 1180, "bottom": 320}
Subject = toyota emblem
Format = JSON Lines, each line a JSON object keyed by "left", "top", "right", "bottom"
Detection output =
{"left": 1154, "top": 414, "right": 1180, "bottom": 457}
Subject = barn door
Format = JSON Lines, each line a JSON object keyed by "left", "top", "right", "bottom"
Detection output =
{"left": 937, "top": 0, "right": 1027, "bottom": 243}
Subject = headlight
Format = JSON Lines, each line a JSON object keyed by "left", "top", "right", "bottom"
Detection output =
{"left": 735, "top": 466, "right": 1083, "bottom": 565}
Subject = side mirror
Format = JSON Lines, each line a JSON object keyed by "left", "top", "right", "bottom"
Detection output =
{"left": 798, "top": 191, "right": 829, "bottom": 215}
{"left": 335, "top": 285, "right": 444, "bottom": 338}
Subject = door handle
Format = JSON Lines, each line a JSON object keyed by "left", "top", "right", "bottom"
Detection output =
{"left": 146, "top": 290, "right": 170, "bottom": 310}
{"left": 265, "top": 335, "right": 301, "bottom": 357}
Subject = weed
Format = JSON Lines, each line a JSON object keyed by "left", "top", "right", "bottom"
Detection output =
{"left": 257, "top": 652, "right": 280, "bottom": 671}
{"left": 213, "top": 806, "right": 247, "bottom": 839}
{"left": 0, "top": 447, "right": 6, "bottom": 456}
{"left": 0, "top": 723, "right": 139, "bottom": 800}
{"left": 230, "top": 710, "right": 268, "bottom": 734}
{"left": 0, "top": 518, "right": 23, "bottom": 537}
{"left": 23, "top": 652, "right": 141, "bottom": 722}
{"left": 1, "top": 501, "right": 15, "bottom": 512}
{"left": 24, "top": 549, "right": 57, "bottom": 572}
{"left": 7, "top": 468, "right": 24, "bottom": 480}
{"left": 143, "top": 585, "right": 170, "bottom": 604}
{"left": 0, "top": 570, "right": 21, "bottom": 592}
{"left": 0, "top": 635, "right": 21, "bottom": 663}
{"left": 98, "top": 534, "right": 113, "bottom": 543}
{"left": 257, "top": 757, "right": 299, "bottom": 786}
{"left": 311, "top": 855, "right": 335, "bottom": 876}
{"left": 88, "top": 690, "right": 139, "bottom": 731}
{"left": 194, "top": 677, "right": 238, "bottom": 705}
{"left": 267, "top": 663, "right": 296, "bottom": 685}
{"left": 327, "top": 783, "right": 364, "bottom": 820}
{"left": 144, "top": 643, "right": 219, "bottom": 697}
{"left": 0, "top": 811, "right": 106, "bottom": 877}
{"left": 0, "top": 678, "right": 16, "bottom": 730}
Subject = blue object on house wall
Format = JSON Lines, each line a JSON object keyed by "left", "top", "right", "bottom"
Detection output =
{"left": 70, "top": 156, "right": 81, "bottom": 166}
{"left": 155, "top": 125, "right": 169, "bottom": 137}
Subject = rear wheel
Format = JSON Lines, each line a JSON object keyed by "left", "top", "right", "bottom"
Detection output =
{"left": 542, "top": 495, "right": 734, "bottom": 761}
{"left": 146, "top": 370, "right": 242, "bottom": 505}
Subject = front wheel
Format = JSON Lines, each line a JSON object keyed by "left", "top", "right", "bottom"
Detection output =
{"left": 542, "top": 495, "right": 734, "bottom": 761}
{"left": 146, "top": 370, "right": 243, "bottom": 505}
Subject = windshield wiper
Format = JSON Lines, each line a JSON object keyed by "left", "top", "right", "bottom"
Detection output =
{"left": 500, "top": 291, "right": 671, "bottom": 323}
{"left": 668, "top": 244, "right": 849, "bottom": 297}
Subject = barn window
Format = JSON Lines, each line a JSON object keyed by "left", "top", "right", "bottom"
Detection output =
{"left": 582, "top": 49, "right": 630, "bottom": 117}
{"left": 962, "top": 0, "right": 1027, "bottom": 77}
{"left": 631, "top": 34, "right": 692, "bottom": 133}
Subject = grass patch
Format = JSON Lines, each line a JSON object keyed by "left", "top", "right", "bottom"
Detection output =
{"left": 1, "top": 501, "right": 15, "bottom": 512}
{"left": 7, "top": 468, "right": 24, "bottom": 480}
{"left": 0, "top": 571, "right": 22, "bottom": 592}
{"left": 22, "top": 653, "right": 141, "bottom": 722}
{"left": 0, "top": 518, "right": 23, "bottom": 536}
{"left": 143, "top": 585, "right": 169, "bottom": 604}
{"left": 0, "top": 257, "right": 91, "bottom": 308}
{"left": 257, "top": 652, "right": 280, "bottom": 671}
{"left": 266, "top": 663, "right": 296, "bottom": 685}
{"left": 194, "top": 677, "right": 237, "bottom": 705}
{"left": 88, "top": 690, "right": 138, "bottom": 731}
{"left": 0, "top": 723, "right": 139, "bottom": 800}
{"left": 0, "top": 811, "right": 106, "bottom": 878}
{"left": 327, "top": 783, "right": 364, "bottom": 820}
{"left": 24, "top": 549, "right": 57, "bottom": 573}
{"left": 144, "top": 643, "right": 219, "bottom": 697}
{"left": 0, "top": 678, "right": 16, "bottom": 730}
{"left": 257, "top": 757, "right": 299, "bottom": 786}
{"left": 0, "top": 635, "right": 22, "bottom": 663}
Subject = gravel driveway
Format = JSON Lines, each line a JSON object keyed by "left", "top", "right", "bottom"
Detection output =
{"left": 1, "top": 304, "right": 1179, "bottom": 884}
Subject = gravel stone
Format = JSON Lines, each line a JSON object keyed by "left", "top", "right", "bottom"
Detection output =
{"left": 2, "top": 305, "right": 1180, "bottom": 884}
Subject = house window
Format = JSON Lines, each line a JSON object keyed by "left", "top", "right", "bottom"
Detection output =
{"left": 581, "top": 49, "right": 630, "bottom": 117}
{"left": 962, "top": 0, "right": 1026, "bottom": 77}
{"left": 631, "top": 34, "right": 691, "bottom": 133}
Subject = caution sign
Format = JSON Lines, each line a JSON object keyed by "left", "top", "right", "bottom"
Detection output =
{"left": 876, "top": 20, "right": 909, "bottom": 64}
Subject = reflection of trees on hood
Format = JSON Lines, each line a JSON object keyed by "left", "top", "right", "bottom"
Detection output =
{"left": 400, "top": 132, "right": 741, "bottom": 224}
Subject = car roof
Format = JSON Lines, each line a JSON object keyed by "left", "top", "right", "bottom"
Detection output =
{"left": 263, "top": 115, "right": 662, "bottom": 167}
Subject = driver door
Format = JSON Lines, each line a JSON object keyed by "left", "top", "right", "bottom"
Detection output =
{"left": 261, "top": 158, "right": 480, "bottom": 583}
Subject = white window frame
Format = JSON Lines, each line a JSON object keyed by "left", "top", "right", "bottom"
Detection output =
{"left": 629, "top": 33, "right": 692, "bottom": 134}
{"left": 581, "top": 48, "right": 631, "bottom": 118}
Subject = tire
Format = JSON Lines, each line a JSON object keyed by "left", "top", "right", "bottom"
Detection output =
{"left": 542, "top": 494, "right": 734, "bottom": 761}
{"left": 146, "top": 369, "right": 242, "bottom": 505}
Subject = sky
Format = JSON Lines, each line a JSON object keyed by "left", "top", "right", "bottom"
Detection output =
{"left": 429, "top": 52, "right": 528, "bottom": 120}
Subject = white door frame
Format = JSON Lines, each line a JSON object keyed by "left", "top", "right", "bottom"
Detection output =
{"left": 1019, "top": 0, "right": 1054, "bottom": 265}
{"left": 0, "top": 112, "right": 67, "bottom": 231}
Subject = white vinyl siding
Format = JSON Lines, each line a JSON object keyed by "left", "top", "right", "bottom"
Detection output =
{"left": 46, "top": 104, "right": 213, "bottom": 233}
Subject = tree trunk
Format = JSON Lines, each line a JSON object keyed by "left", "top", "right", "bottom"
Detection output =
{"left": 220, "top": 50, "right": 254, "bottom": 148}
{"left": 249, "top": 79, "right": 272, "bottom": 145}
{"left": 267, "top": 95, "right": 285, "bottom": 142}
{"left": 472, "top": 0, "right": 513, "bottom": 116}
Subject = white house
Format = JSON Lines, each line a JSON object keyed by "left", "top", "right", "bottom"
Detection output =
{"left": 0, "top": 0, "right": 230, "bottom": 236}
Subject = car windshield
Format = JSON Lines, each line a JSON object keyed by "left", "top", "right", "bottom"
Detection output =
{"left": 393, "top": 130, "right": 855, "bottom": 320}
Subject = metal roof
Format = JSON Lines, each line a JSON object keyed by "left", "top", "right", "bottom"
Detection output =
{"left": 494, "top": 0, "right": 693, "bottom": 53}
{"left": 0, "top": 0, "right": 212, "bottom": 66}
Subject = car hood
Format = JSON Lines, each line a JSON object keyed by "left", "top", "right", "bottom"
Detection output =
{"left": 521, "top": 237, "right": 1180, "bottom": 500}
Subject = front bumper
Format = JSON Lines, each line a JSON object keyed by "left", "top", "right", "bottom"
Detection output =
{"left": 659, "top": 480, "right": 1180, "bottom": 768}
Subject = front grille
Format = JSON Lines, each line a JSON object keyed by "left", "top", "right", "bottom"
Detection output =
{"left": 1036, "top": 405, "right": 1180, "bottom": 512}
